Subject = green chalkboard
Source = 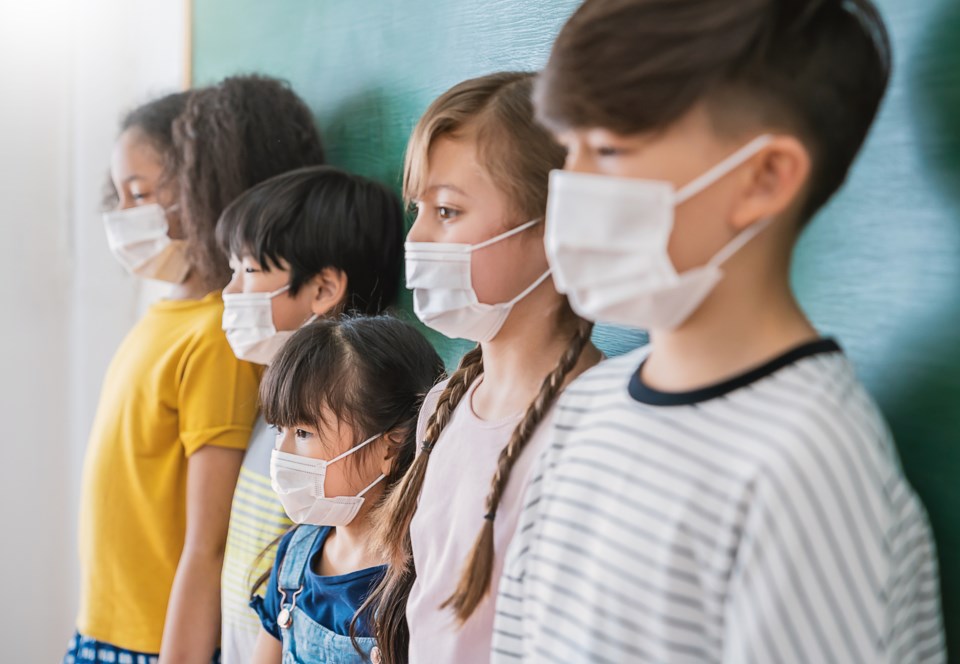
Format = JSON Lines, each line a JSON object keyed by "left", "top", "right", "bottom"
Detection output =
{"left": 194, "top": 0, "right": 960, "bottom": 655}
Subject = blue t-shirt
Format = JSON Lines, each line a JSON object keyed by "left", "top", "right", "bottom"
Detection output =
{"left": 250, "top": 526, "right": 386, "bottom": 640}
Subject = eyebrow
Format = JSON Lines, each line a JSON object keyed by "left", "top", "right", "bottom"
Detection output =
{"left": 424, "top": 184, "right": 470, "bottom": 198}
{"left": 122, "top": 175, "right": 145, "bottom": 184}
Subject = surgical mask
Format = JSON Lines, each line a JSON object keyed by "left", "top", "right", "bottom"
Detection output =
{"left": 103, "top": 203, "right": 189, "bottom": 283}
{"left": 222, "top": 285, "right": 317, "bottom": 365}
{"left": 270, "top": 433, "right": 386, "bottom": 527}
{"left": 545, "top": 135, "right": 773, "bottom": 331}
{"left": 405, "top": 218, "right": 552, "bottom": 342}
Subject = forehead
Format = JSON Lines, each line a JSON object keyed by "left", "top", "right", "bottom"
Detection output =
{"left": 110, "top": 128, "right": 165, "bottom": 180}
{"left": 420, "top": 133, "right": 493, "bottom": 197}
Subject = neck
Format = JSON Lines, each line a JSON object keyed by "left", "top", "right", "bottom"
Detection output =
{"left": 321, "top": 484, "right": 384, "bottom": 571}
{"left": 473, "top": 286, "right": 600, "bottom": 420}
{"left": 643, "top": 247, "right": 818, "bottom": 393}
{"left": 166, "top": 272, "right": 211, "bottom": 301}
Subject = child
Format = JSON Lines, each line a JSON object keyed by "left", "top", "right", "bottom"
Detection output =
{"left": 68, "top": 76, "right": 324, "bottom": 664}
{"left": 493, "top": 1, "right": 946, "bottom": 662}
{"left": 249, "top": 316, "right": 444, "bottom": 664}
{"left": 368, "top": 72, "right": 603, "bottom": 664}
{"left": 216, "top": 165, "right": 405, "bottom": 664}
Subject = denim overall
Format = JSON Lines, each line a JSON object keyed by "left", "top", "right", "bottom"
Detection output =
{"left": 276, "top": 525, "right": 379, "bottom": 664}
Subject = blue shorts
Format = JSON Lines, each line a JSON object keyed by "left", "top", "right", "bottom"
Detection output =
{"left": 63, "top": 632, "right": 222, "bottom": 664}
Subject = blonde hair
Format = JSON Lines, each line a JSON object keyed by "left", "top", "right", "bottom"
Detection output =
{"left": 359, "top": 72, "right": 592, "bottom": 664}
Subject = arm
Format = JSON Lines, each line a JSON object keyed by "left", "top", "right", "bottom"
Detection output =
{"left": 720, "top": 454, "right": 941, "bottom": 664}
{"left": 158, "top": 445, "right": 244, "bottom": 664}
{"left": 250, "top": 627, "right": 282, "bottom": 664}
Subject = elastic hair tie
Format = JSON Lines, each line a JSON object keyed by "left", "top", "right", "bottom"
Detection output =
{"left": 483, "top": 511, "right": 496, "bottom": 521}
{"left": 420, "top": 440, "right": 436, "bottom": 455}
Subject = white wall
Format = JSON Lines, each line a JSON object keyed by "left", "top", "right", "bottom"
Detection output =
{"left": 0, "top": 1, "right": 185, "bottom": 659}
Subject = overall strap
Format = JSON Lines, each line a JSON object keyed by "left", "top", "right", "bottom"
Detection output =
{"left": 278, "top": 525, "right": 324, "bottom": 592}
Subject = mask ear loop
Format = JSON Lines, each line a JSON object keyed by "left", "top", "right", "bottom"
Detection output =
{"left": 707, "top": 218, "right": 775, "bottom": 269}
{"left": 325, "top": 432, "right": 384, "bottom": 465}
{"left": 506, "top": 269, "right": 553, "bottom": 306}
{"left": 469, "top": 218, "right": 543, "bottom": 252}
{"left": 674, "top": 135, "right": 774, "bottom": 205}
{"left": 356, "top": 473, "right": 387, "bottom": 497}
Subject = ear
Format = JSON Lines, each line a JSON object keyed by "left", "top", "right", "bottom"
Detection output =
{"left": 308, "top": 267, "right": 349, "bottom": 317}
{"left": 731, "top": 135, "right": 812, "bottom": 231}
{"left": 379, "top": 429, "right": 408, "bottom": 476}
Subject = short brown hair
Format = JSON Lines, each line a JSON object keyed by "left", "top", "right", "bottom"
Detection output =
{"left": 536, "top": 0, "right": 891, "bottom": 219}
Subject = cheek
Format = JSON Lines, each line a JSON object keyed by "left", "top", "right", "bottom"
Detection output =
{"left": 166, "top": 212, "right": 184, "bottom": 239}
{"left": 271, "top": 289, "right": 317, "bottom": 331}
{"left": 469, "top": 245, "right": 519, "bottom": 304}
{"left": 469, "top": 240, "right": 550, "bottom": 305}
{"left": 321, "top": 459, "right": 374, "bottom": 497}
{"left": 668, "top": 191, "right": 737, "bottom": 272}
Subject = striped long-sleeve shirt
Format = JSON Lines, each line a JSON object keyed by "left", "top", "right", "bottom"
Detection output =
{"left": 492, "top": 340, "right": 945, "bottom": 663}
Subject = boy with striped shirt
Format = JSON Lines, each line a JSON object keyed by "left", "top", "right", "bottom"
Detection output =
{"left": 493, "top": 1, "right": 946, "bottom": 662}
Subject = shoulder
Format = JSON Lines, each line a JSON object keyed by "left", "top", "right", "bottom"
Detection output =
{"left": 564, "top": 346, "right": 649, "bottom": 399}
{"left": 182, "top": 294, "right": 230, "bottom": 350}
{"left": 551, "top": 347, "right": 647, "bottom": 426}
{"left": 179, "top": 294, "right": 260, "bottom": 376}
{"left": 421, "top": 378, "right": 450, "bottom": 419}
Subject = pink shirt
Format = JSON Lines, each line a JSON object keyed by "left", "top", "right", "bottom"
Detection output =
{"left": 407, "top": 378, "right": 555, "bottom": 664}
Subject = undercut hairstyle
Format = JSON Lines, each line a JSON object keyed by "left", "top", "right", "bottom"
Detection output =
{"left": 536, "top": 0, "right": 892, "bottom": 220}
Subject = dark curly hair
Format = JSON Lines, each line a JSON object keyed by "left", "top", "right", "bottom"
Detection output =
{"left": 171, "top": 75, "right": 326, "bottom": 291}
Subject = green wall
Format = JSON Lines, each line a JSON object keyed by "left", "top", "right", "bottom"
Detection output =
{"left": 194, "top": 0, "right": 960, "bottom": 655}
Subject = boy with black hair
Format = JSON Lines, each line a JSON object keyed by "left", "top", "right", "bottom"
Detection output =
{"left": 493, "top": 1, "right": 946, "bottom": 661}
{"left": 216, "top": 165, "right": 404, "bottom": 664}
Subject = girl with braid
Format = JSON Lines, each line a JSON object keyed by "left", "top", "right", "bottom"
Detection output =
{"left": 362, "top": 72, "right": 603, "bottom": 664}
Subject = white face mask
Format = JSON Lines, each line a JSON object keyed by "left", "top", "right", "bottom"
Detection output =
{"left": 544, "top": 135, "right": 774, "bottom": 331}
{"left": 222, "top": 285, "right": 317, "bottom": 365}
{"left": 405, "top": 218, "right": 552, "bottom": 342}
{"left": 270, "top": 433, "right": 386, "bottom": 527}
{"left": 103, "top": 203, "right": 190, "bottom": 283}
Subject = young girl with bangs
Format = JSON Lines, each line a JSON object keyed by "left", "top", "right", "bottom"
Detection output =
{"left": 366, "top": 71, "right": 603, "bottom": 664}
{"left": 249, "top": 316, "right": 444, "bottom": 664}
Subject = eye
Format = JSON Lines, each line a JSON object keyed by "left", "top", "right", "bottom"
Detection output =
{"left": 295, "top": 428, "right": 313, "bottom": 441}
{"left": 596, "top": 145, "right": 623, "bottom": 157}
{"left": 244, "top": 267, "right": 260, "bottom": 274}
{"left": 131, "top": 192, "right": 149, "bottom": 202}
{"left": 437, "top": 206, "right": 461, "bottom": 221}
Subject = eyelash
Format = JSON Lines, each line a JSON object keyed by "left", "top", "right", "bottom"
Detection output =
{"left": 437, "top": 206, "right": 460, "bottom": 221}
{"left": 596, "top": 146, "right": 623, "bottom": 157}
{"left": 270, "top": 425, "right": 314, "bottom": 441}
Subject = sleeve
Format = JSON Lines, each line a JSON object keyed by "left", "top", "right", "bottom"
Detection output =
{"left": 178, "top": 322, "right": 262, "bottom": 456}
{"left": 249, "top": 530, "right": 293, "bottom": 642}
{"left": 722, "top": 454, "right": 946, "bottom": 664}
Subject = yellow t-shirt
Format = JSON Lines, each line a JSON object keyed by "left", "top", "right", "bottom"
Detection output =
{"left": 77, "top": 291, "right": 261, "bottom": 652}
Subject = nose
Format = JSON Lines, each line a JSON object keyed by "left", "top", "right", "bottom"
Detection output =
{"left": 222, "top": 272, "right": 242, "bottom": 295}
{"left": 406, "top": 211, "right": 429, "bottom": 243}
{"left": 275, "top": 427, "right": 295, "bottom": 453}
{"left": 564, "top": 147, "right": 596, "bottom": 174}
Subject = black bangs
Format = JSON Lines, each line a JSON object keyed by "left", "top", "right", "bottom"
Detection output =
{"left": 215, "top": 165, "right": 404, "bottom": 314}
{"left": 215, "top": 168, "right": 311, "bottom": 275}
{"left": 259, "top": 320, "right": 355, "bottom": 432}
